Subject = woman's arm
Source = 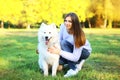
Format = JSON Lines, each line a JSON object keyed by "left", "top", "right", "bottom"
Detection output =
{"left": 48, "top": 45, "right": 83, "bottom": 62}
{"left": 60, "top": 46, "right": 83, "bottom": 62}
{"left": 48, "top": 40, "right": 92, "bottom": 62}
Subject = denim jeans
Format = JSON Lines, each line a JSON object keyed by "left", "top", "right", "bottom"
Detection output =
{"left": 59, "top": 40, "right": 90, "bottom": 70}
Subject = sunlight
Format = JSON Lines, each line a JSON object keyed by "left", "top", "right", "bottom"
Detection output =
{"left": 83, "top": 28, "right": 120, "bottom": 35}
{"left": 90, "top": 53, "right": 120, "bottom": 64}
{"left": 0, "top": 58, "right": 9, "bottom": 69}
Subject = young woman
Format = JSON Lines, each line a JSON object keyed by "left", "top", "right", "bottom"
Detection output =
{"left": 48, "top": 12, "right": 92, "bottom": 77}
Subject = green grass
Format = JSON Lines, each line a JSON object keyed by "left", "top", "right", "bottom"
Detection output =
{"left": 0, "top": 28, "right": 120, "bottom": 80}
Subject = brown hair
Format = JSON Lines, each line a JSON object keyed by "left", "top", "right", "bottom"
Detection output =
{"left": 64, "top": 12, "right": 86, "bottom": 48}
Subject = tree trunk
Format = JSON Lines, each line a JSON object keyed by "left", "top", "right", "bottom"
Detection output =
{"left": 27, "top": 24, "right": 31, "bottom": 29}
{"left": 107, "top": 19, "right": 112, "bottom": 28}
{"left": 0, "top": 21, "right": 4, "bottom": 29}
{"left": 101, "top": 19, "right": 107, "bottom": 28}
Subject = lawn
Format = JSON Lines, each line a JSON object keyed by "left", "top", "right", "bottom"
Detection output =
{"left": 0, "top": 28, "right": 120, "bottom": 80}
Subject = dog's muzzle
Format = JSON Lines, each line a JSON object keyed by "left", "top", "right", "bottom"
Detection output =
{"left": 45, "top": 36, "right": 48, "bottom": 41}
{"left": 45, "top": 36, "right": 52, "bottom": 45}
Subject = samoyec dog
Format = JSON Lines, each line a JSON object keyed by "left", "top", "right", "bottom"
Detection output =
{"left": 37, "top": 23, "right": 60, "bottom": 76}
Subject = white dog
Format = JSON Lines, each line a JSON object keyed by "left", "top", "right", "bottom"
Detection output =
{"left": 37, "top": 23, "right": 60, "bottom": 76}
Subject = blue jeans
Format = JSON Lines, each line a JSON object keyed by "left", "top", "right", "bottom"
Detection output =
{"left": 59, "top": 40, "right": 90, "bottom": 70}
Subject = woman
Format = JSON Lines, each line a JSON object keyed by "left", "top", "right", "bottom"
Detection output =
{"left": 48, "top": 12, "right": 92, "bottom": 77}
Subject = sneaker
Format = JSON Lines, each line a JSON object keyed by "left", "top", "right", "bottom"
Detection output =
{"left": 76, "top": 60, "right": 85, "bottom": 71}
{"left": 64, "top": 69, "right": 78, "bottom": 77}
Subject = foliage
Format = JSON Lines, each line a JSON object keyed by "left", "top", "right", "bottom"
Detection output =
{"left": 1, "top": 0, "right": 120, "bottom": 28}
{"left": 0, "top": 29, "right": 120, "bottom": 80}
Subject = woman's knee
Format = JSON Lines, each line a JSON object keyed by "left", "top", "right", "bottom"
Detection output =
{"left": 81, "top": 48, "right": 90, "bottom": 59}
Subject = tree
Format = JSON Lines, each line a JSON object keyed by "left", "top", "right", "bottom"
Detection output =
{"left": 88, "top": 0, "right": 120, "bottom": 28}
{"left": 0, "top": 0, "right": 120, "bottom": 28}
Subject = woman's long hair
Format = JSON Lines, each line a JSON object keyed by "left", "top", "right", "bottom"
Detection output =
{"left": 64, "top": 12, "right": 86, "bottom": 48}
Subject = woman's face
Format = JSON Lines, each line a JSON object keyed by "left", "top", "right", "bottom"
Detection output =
{"left": 64, "top": 16, "right": 72, "bottom": 30}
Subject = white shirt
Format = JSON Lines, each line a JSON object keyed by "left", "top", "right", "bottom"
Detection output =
{"left": 59, "top": 23, "right": 92, "bottom": 62}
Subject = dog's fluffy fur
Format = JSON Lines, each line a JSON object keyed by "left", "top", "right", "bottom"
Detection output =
{"left": 37, "top": 23, "right": 60, "bottom": 76}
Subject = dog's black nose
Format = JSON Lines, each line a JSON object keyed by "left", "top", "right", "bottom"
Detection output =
{"left": 45, "top": 36, "right": 48, "bottom": 40}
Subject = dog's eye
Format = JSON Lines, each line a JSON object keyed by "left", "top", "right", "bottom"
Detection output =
{"left": 49, "top": 32, "right": 51, "bottom": 34}
{"left": 44, "top": 32, "right": 46, "bottom": 34}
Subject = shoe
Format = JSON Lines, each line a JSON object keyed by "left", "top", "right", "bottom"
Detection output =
{"left": 76, "top": 60, "right": 85, "bottom": 71}
{"left": 64, "top": 69, "right": 78, "bottom": 77}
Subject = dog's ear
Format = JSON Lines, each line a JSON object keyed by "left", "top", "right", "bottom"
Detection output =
{"left": 40, "top": 23, "right": 46, "bottom": 28}
{"left": 51, "top": 23, "right": 56, "bottom": 29}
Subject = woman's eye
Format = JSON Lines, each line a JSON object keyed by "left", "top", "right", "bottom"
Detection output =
{"left": 64, "top": 20, "right": 72, "bottom": 23}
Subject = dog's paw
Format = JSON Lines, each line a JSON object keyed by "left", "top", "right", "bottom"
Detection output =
{"left": 52, "top": 74, "right": 56, "bottom": 77}
{"left": 57, "top": 65, "right": 63, "bottom": 71}
{"left": 44, "top": 73, "right": 48, "bottom": 76}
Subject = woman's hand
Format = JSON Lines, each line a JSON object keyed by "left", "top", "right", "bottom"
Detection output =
{"left": 48, "top": 46, "right": 60, "bottom": 55}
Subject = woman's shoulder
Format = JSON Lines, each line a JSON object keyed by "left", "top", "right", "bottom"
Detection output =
{"left": 86, "top": 39, "right": 89, "bottom": 42}
{"left": 60, "top": 23, "right": 65, "bottom": 29}
{"left": 85, "top": 39, "right": 91, "bottom": 44}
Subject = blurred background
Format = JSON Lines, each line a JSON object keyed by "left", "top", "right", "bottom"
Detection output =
{"left": 0, "top": 1, "right": 120, "bottom": 80}
{"left": 0, "top": 0, "right": 120, "bottom": 29}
